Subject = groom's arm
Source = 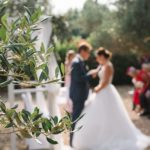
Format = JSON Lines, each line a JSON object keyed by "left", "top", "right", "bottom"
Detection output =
{"left": 71, "top": 62, "right": 92, "bottom": 83}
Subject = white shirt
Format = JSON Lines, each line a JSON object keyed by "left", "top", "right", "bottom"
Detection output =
{"left": 77, "top": 54, "right": 84, "bottom": 61}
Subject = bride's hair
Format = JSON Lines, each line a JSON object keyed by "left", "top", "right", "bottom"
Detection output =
{"left": 97, "top": 47, "right": 112, "bottom": 59}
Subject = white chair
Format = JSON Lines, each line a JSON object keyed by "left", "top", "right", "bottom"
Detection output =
{"left": 21, "top": 91, "right": 52, "bottom": 150}
{"left": 8, "top": 17, "right": 65, "bottom": 150}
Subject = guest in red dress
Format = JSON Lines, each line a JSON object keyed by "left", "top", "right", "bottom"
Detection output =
{"left": 127, "top": 66, "right": 147, "bottom": 112}
{"left": 139, "top": 64, "right": 150, "bottom": 117}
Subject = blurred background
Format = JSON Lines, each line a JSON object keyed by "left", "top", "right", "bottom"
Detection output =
{"left": 52, "top": 0, "right": 150, "bottom": 85}
{"left": 0, "top": 0, "right": 150, "bottom": 86}
{"left": 0, "top": 0, "right": 150, "bottom": 149}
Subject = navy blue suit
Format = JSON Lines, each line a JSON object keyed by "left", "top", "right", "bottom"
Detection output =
{"left": 69, "top": 55, "right": 91, "bottom": 146}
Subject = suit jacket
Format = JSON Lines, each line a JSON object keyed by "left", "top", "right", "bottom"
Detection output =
{"left": 69, "top": 55, "right": 91, "bottom": 103}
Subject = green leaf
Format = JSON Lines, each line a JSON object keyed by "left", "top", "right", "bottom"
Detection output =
{"left": 73, "top": 113, "right": 85, "bottom": 124}
{"left": 36, "top": 64, "right": 46, "bottom": 70}
{"left": 33, "top": 107, "right": 39, "bottom": 114}
{"left": 26, "top": 49, "right": 36, "bottom": 58}
{"left": 24, "top": 14, "right": 30, "bottom": 24}
{"left": 40, "top": 17, "right": 50, "bottom": 23}
{"left": 22, "top": 109, "right": 31, "bottom": 116}
{"left": 52, "top": 116, "right": 58, "bottom": 125}
{"left": 11, "top": 104, "right": 18, "bottom": 109}
{"left": 39, "top": 65, "right": 49, "bottom": 82}
{"left": 46, "top": 137, "right": 58, "bottom": 145}
{"left": 6, "top": 109, "right": 15, "bottom": 118}
{"left": 65, "top": 111, "right": 72, "bottom": 119}
{"left": 42, "top": 119, "right": 52, "bottom": 132}
{"left": 16, "top": 133, "right": 22, "bottom": 139}
{"left": 21, "top": 109, "right": 30, "bottom": 123}
{"left": 0, "top": 54, "right": 10, "bottom": 71}
{"left": 45, "top": 119, "right": 52, "bottom": 130}
{"left": 0, "top": 26, "right": 6, "bottom": 41}
{"left": 40, "top": 43, "right": 45, "bottom": 53}
{"left": 42, "top": 122, "right": 48, "bottom": 132}
{"left": 1, "top": 13, "right": 9, "bottom": 29}
{"left": 61, "top": 63, "right": 65, "bottom": 75}
{"left": 29, "top": 60, "right": 38, "bottom": 80}
{"left": 51, "top": 125, "right": 64, "bottom": 134}
{"left": 24, "top": 6, "right": 32, "bottom": 17}
{"left": 31, "top": 107, "right": 40, "bottom": 121}
{"left": 55, "top": 66, "right": 59, "bottom": 78}
{"left": 71, "top": 125, "right": 83, "bottom": 133}
{"left": 47, "top": 47, "right": 53, "bottom": 53}
{"left": 0, "top": 101, "right": 6, "bottom": 113}
{"left": 15, "top": 113, "right": 23, "bottom": 126}
{"left": 5, "top": 123, "right": 13, "bottom": 128}
{"left": 35, "top": 131, "right": 41, "bottom": 137}
{"left": 31, "top": 35, "right": 38, "bottom": 42}
{"left": 20, "top": 129, "right": 32, "bottom": 138}
{"left": 31, "top": 8, "right": 42, "bottom": 23}
{"left": 32, "top": 113, "right": 43, "bottom": 122}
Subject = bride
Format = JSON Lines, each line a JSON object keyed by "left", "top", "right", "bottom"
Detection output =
{"left": 72, "top": 47, "right": 150, "bottom": 150}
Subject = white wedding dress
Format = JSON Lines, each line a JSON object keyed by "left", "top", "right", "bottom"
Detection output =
{"left": 72, "top": 65, "right": 150, "bottom": 150}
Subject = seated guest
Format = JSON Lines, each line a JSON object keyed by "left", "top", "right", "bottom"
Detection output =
{"left": 145, "top": 87, "right": 150, "bottom": 119}
{"left": 65, "top": 50, "right": 76, "bottom": 113}
{"left": 127, "top": 67, "right": 144, "bottom": 112}
{"left": 140, "top": 63, "right": 150, "bottom": 118}
{"left": 65, "top": 50, "right": 76, "bottom": 87}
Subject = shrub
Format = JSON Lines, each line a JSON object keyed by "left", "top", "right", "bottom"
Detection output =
{"left": 55, "top": 40, "right": 77, "bottom": 63}
{"left": 56, "top": 40, "right": 140, "bottom": 85}
{"left": 112, "top": 53, "right": 140, "bottom": 85}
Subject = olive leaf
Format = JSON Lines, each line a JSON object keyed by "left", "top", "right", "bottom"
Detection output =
{"left": 46, "top": 137, "right": 58, "bottom": 145}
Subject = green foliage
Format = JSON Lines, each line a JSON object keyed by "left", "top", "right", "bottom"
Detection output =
{"left": 64, "top": 0, "right": 150, "bottom": 54}
{"left": 112, "top": 53, "right": 140, "bottom": 85}
{"left": 55, "top": 40, "right": 77, "bottom": 63}
{"left": 0, "top": 4, "right": 79, "bottom": 144}
{"left": 0, "top": 101, "right": 74, "bottom": 144}
{"left": 1, "top": 0, "right": 51, "bottom": 17}
{"left": 0, "top": 5, "right": 59, "bottom": 87}
{"left": 55, "top": 0, "right": 150, "bottom": 86}
{"left": 65, "top": 9, "right": 81, "bottom": 37}
{"left": 51, "top": 16, "right": 71, "bottom": 44}
{"left": 116, "top": 0, "right": 150, "bottom": 38}
{"left": 65, "top": 0, "right": 107, "bottom": 38}
{"left": 115, "top": 0, "right": 150, "bottom": 52}
{"left": 79, "top": 0, "right": 104, "bottom": 37}
{"left": 56, "top": 0, "right": 150, "bottom": 85}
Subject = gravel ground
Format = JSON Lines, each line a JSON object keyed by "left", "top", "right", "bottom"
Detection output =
{"left": 0, "top": 86, "right": 150, "bottom": 150}
{"left": 118, "top": 86, "right": 150, "bottom": 136}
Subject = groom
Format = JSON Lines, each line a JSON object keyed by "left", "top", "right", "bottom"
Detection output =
{"left": 69, "top": 44, "right": 93, "bottom": 146}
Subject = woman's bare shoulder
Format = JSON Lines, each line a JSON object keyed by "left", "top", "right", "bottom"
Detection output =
{"left": 105, "top": 62, "right": 113, "bottom": 70}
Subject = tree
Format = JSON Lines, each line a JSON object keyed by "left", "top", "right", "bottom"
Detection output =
{"left": 65, "top": 9, "right": 81, "bottom": 37}
{"left": 4, "top": 0, "right": 51, "bottom": 16}
{"left": 78, "top": 0, "right": 105, "bottom": 38}
{"left": 51, "top": 16, "right": 71, "bottom": 44}
{"left": 65, "top": 0, "right": 107, "bottom": 38}
{"left": 116, "top": 0, "right": 150, "bottom": 52}
{"left": 0, "top": 1, "right": 81, "bottom": 144}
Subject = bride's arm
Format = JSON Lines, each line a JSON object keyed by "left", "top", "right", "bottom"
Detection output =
{"left": 87, "top": 66, "right": 101, "bottom": 76}
{"left": 94, "top": 65, "right": 113, "bottom": 93}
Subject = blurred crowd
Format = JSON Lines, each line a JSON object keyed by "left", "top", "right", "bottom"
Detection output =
{"left": 64, "top": 47, "right": 150, "bottom": 120}
{"left": 127, "top": 63, "right": 150, "bottom": 119}
{"left": 63, "top": 40, "right": 150, "bottom": 120}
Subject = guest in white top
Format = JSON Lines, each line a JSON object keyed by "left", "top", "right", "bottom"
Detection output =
{"left": 65, "top": 50, "right": 76, "bottom": 112}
